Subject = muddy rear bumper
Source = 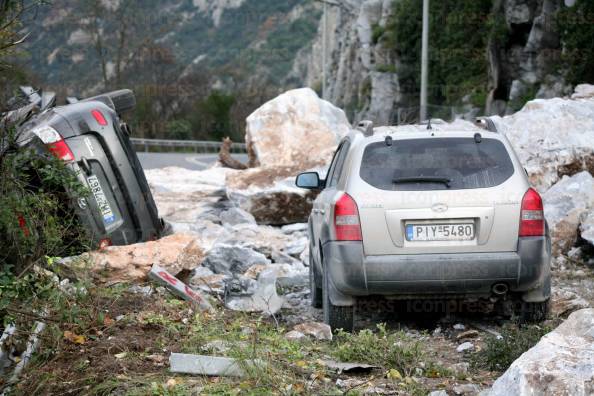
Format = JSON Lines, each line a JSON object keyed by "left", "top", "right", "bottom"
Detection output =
{"left": 322, "top": 237, "right": 551, "bottom": 306}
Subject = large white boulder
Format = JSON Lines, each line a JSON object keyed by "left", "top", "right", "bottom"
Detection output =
{"left": 245, "top": 88, "right": 351, "bottom": 169}
{"left": 491, "top": 86, "right": 594, "bottom": 191}
{"left": 543, "top": 171, "right": 594, "bottom": 254}
{"left": 487, "top": 308, "right": 594, "bottom": 396}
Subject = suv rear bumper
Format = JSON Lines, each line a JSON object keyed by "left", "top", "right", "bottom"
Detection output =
{"left": 322, "top": 237, "right": 551, "bottom": 306}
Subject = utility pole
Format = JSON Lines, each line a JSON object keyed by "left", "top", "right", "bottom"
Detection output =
{"left": 420, "top": 0, "right": 429, "bottom": 122}
{"left": 322, "top": 0, "right": 327, "bottom": 100}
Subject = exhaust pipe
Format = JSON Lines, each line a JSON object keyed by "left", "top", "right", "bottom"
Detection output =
{"left": 492, "top": 283, "right": 509, "bottom": 296}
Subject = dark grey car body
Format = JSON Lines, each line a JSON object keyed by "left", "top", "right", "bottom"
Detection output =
{"left": 14, "top": 90, "right": 165, "bottom": 247}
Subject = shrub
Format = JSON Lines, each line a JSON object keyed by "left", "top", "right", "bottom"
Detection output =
{"left": 472, "top": 323, "right": 552, "bottom": 372}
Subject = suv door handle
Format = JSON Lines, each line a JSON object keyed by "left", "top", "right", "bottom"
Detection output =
{"left": 319, "top": 209, "right": 326, "bottom": 215}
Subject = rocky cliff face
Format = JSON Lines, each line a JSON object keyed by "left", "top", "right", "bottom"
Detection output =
{"left": 303, "top": 0, "right": 400, "bottom": 126}
{"left": 301, "top": 0, "right": 580, "bottom": 124}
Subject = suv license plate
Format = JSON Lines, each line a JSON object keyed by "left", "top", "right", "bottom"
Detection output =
{"left": 87, "top": 175, "right": 116, "bottom": 225}
{"left": 406, "top": 224, "right": 475, "bottom": 241}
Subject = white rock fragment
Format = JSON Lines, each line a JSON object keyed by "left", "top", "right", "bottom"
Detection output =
{"left": 225, "top": 269, "right": 284, "bottom": 315}
{"left": 543, "top": 171, "right": 594, "bottom": 253}
{"left": 456, "top": 342, "right": 475, "bottom": 353}
{"left": 487, "top": 309, "right": 594, "bottom": 396}
{"left": 293, "top": 322, "right": 333, "bottom": 341}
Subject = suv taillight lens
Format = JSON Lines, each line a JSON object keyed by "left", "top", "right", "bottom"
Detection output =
{"left": 32, "top": 126, "right": 75, "bottom": 162}
{"left": 334, "top": 193, "right": 362, "bottom": 241}
{"left": 519, "top": 188, "right": 545, "bottom": 237}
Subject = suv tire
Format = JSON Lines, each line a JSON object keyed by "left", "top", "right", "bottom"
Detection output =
{"left": 516, "top": 299, "right": 550, "bottom": 323}
{"left": 323, "top": 262, "right": 354, "bottom": 332}
{"left": 309, "top": 252, "right": 322, "bottom": 308}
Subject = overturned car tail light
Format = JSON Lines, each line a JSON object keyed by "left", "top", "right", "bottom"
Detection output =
{"left": 334, "top": 193, "right": 362, "bottom": 241}
{"left": 519, "top": 188, "right": 545, "bottom": 237}
{"left": 32, "top": 126, "right": 75, "bottom": 162}
{"left": 99, "top": 238, "right": 112, "bottom": 250}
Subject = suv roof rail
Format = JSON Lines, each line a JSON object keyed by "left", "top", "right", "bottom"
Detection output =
{"left": 475, "top": 117, "right": 498, "bottom": 133}
{"left": 355, "top": 120, "right": 374, "bottom": 137}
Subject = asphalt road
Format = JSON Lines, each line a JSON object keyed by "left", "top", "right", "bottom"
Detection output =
{"left": 137, "top": 152, "right": 249, "bottom": 171}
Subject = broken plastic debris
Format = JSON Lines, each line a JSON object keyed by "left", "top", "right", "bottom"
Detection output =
{"left": 149, "top": 264, "right": 212, "bottom": 311}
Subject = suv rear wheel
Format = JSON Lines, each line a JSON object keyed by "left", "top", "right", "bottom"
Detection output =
{"left": 309, "top": 252, "right": 322, "bottom": 308}
{"left": 323, "top": 262, "right": 354, "bottom": 332}
{"left": 516, "top": 299, "right": 550, "bottom": 323}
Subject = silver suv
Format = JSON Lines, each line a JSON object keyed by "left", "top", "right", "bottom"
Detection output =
{"left": 296, "top": 121, "right": 551, "bottom": 331}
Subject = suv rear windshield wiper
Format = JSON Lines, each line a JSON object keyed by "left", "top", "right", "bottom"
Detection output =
{"left": 392, "top": 176, "right": 451, "bottom": 188}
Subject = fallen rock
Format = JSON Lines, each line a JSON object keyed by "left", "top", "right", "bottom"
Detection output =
{"left": 456, "top": 342, "right": 475, "bottom": 353}
{"left": 245, "top": 87, "right": 350, "bottom": 169}
{"left": 571, "top": 84, "right": 594, "bottom": 99}
{"left": 489, "top": 91, "right": 594, "bottom": 191}
{"left": 428, "top": 391, "right": 448, "bottom": 396}
{"left": 487, "top": 308, "right": 594, "bottom": 396}
{"left": 580, "top": 209, "right": 594, "bottom": 246}
{"left": 453, "top": 383, "right": 481, "bottom": 395}
{"left": 89, "top": 234, "right": 204, "bottom": 283}
{"left": 225, "top": 269, "right": 284, "bottom": 315}
{"left": 452, "top": 362, "right": 470, "bottom": 377}
{"left": 226, "top": 168, "right": 317, "bottom": 225}
{"left": 202, "top": 244, "right": 270, "bottom": 276}
{"left": 551, "top": 287, "right": 590, "bottom": 317}
{"left": 456, "top": 330, "right": 480, "bottom": 340}
{"left": 543, "top": 172, "right": 594, "bottom": 254}
{"left": 189, "top": 266, "right": 229, "bottom": 295}
{"left": 219, "top": 207, "right": 256, "bottom": 226}
{"left": 243, "top": 263, "right": 307, "bottom": 288}
{"left": 284, "top": 330, "right": 306, "bottom": 342}
{"left": 293, "top": 322, "right": 332, "bottom": 341}
{"left": 281, "top": 223, "right": 309, "bottom": 234}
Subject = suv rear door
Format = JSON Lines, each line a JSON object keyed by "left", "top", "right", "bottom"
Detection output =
{"left": 352, "top": 135, "right": 528, "bottom": 255}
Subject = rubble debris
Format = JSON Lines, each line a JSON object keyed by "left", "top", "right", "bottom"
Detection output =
{"left": 7, "top": 320, "right": 45, "bottom": 388}
{"left": 487, "top": 309, "right": 594, "bottom": 396}
{"left": 219, "top": 207, "right": 257, "bottom": 226}
{"left": 0, "top": 325, "right": 16, "bottom": 375}
{"left": 225, "top": 269, "right": 283, "bottom": 315}
{"left": 189, "top": 267, "right": 228, "bottom": 295}
{"left": 169, "top": 353, "right": 262, "bottom": 377}
{"left": 88, "top": 233, "right": 204, "bottom": 284}
{"left": 293, "top": 322, "right": 332, "bottom": 341}
{"left": 551, "top": 287, "right": 590, "bottom": 317}
{"left": 453, "top": 383, "right": 481, "bottom": 395}
{"left": 218, "top": 137, "right": 248, "bottom": 170}
{"left": 202, "top": 244, "right": 270, "bottom": 277}
{"left": 543, "top": 171, "right": 594, "bottom": 254}
{"left": 284, "top": 330, "right": 306, "bottom": 342}
{"left": 321, "top": 359, "right": 378, "bottom": 374}
{"left": 456, "top": 330, "right": 480, "bottom": 340}
{"left": 456, "top": 342, "right": 474, "bottom": 353}
{"left": 149, "top": 265, "right": 212, "bottom": 311}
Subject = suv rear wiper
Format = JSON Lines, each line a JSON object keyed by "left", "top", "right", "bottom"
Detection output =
{"left": 393, "top": 176, "right": 451, "bottom": 188}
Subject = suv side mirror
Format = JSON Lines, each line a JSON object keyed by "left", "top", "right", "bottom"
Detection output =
{"left": 296, "top": 172, "right": 322, "bottom": 189}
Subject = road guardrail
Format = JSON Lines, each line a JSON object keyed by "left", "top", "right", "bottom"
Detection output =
{"left": 130, "top": 138, "right": 247, "bottom": 154}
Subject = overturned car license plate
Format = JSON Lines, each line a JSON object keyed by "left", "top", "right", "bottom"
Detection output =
{"left": 406, "top": 223, "right": 474, "bottom": 241}
{"left": 87, "top": 175, "right": 116, "bottom": 225}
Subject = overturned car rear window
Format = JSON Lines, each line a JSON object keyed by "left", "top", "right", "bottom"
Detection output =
{"left": 360, "top": 137, "right": 515, "bottom": 191}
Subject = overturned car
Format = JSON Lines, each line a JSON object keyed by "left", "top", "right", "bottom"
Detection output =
{"left": 4, "top": 89, "right": 167, "bottom": 248}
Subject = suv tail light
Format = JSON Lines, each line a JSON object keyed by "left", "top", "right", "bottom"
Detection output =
{"left": 334, "top": 193, "right": 362, "bottom": 241}
{"left": 519, "top": 188, "right": 545, "bottom": 237}
{"left": 32, "top": 126, "right": 75, "bottom": 162}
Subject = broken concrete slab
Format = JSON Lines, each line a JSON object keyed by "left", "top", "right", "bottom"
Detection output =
{"left": 149, "top": 265, "right": 212, "bottom": 311}
{"left": 169, "top": 353, "right": 262, "bottom": 377}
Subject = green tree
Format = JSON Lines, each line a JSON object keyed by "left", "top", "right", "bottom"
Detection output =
{"left": 193, "top": 91, "right": 236, "bottom": 141}
{"left": 165, "top": 119, "right": 192, "bottom": 140}
{"left": 557, "top": 0, "right": 594, "bottom": 85}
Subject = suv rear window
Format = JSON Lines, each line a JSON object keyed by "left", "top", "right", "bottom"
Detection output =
{"left": 360, "top": 137, "right": 515, "bottom": 191}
